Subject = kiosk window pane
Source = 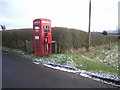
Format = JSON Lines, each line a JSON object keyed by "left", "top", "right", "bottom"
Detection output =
{"left": 35, "top": 30, "right": 39, "bottom": 32}
{"left": 36, "top": 43, "right": 40, "bottom": 45}
{"left": 35, "top": 26, "right": 40, "bottom": 29}
{"left": 36, "top": 48, "right": 39, "bottom": 51}
{"left": 36, "top": 40, "right": 40, "bottom": 42}
{"left": 35, "top": 30, "right": 39, "bottom": 35}
{"left": 43, "top": 26, "right": 49, "bottom": 29}
{"left": 35, "top": 33, "right": 39, "bottom": 36}
{"left": 36, "top": 46, "right": 40, "bottom": 48}
{"left": 44, "top": 30, "right": 49, "bottom": 33}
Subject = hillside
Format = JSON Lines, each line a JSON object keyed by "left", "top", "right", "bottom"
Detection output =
{"left": 2, "top": 27, "right": 118, "bottom": 53}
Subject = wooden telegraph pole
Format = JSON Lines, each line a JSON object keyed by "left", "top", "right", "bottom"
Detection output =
{"left": 87, "top": 0, "right": 91, "bottom": 51}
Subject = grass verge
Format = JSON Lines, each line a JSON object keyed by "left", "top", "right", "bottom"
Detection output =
{"left": 2, "top": 43, "right": 119, "bottom": 80}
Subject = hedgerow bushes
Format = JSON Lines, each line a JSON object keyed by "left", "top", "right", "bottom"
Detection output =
{"left": 2, "top": 27, "right": 118, "bottom": 53}
{"left": 2, "top": 29, "right": 33, "bottom": 51}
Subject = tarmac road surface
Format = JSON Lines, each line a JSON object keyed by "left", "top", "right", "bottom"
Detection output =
{"left": 2, "top": 51, "right": 116, "bottom": 88}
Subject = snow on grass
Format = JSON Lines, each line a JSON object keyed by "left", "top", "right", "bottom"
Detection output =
{"left": 81, "top": 44, "right": 118, "bottom": 69}
{"left": 2, "top": 45, "right": 119, "bottom": 87}
{"left": 43, "top": 64, "right": 78, "bottom": 73}
{"left": 33, "top": 54, "right": 78, "bottom": 70}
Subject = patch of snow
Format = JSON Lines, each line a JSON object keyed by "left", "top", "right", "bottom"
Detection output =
{"left": 43, "top": 64, "right": 77, "bottom": 73}
{"left": 93, "top": 77, "right": 120, "bottom": 88}
{"left": 33, "top": 62, "right": 39, "bottom": 64}
{"left": 42, "top": 63, "right": 120, "bottom": 87}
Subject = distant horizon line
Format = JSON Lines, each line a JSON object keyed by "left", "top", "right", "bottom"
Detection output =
{"left": 0, "top": 26, "right": 118, "bottom": 32}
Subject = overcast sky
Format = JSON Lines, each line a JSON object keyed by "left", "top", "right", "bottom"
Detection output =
{"left": 0, "top": 0, "right": 119, "bottom": 32}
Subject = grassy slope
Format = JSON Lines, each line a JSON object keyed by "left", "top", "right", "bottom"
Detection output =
{"left": 2, "top": 43, "right": 118, "bottom": 78}
{"left": 71, "top": 43, "right": 118, "bottom": 74}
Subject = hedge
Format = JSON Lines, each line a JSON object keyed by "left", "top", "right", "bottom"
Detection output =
{"left": 2, "top": 27, "right": 118, "bottom": 53}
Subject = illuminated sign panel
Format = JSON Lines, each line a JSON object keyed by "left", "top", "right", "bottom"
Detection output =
{"left": 42, "top": 21, "right": 50, "bottom": 23}
{"left": 34, "top": 21, "right": 40, "bottom": 24}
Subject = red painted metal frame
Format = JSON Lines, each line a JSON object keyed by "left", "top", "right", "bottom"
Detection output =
{"left": 33, "top": 18, "right": 52, "bottom": 56}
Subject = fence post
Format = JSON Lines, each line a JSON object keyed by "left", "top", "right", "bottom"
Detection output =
{"left": 52, "top": 41, "right": 57, "bottom": 53}
{"left": 26, "top": 40, "right": 33, "bottom": 53}
{"left": 26, "top": 40, "right": 29, "bottom": 52}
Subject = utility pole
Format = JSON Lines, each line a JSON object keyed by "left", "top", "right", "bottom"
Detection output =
{"left": 87, "top": 0, "right": 91, "bottom": 51}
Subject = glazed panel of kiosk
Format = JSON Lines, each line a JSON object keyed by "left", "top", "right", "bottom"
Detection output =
{"left": 33, "top": 18, "right": 52, "bottom": 56}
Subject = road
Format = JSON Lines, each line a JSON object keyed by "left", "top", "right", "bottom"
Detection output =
{"left": 2, "top": 51, "right": 116, "bottom": 88}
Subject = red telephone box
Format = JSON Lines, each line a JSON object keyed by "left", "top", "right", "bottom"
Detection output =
{"left": 33, "top": 18, "right": 52, "bottom": 56}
